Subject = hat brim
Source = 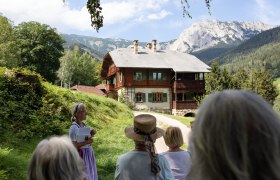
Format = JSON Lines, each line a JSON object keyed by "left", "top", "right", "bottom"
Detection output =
{"left": 125, "top": 126, "right": 164, "bottom": 142}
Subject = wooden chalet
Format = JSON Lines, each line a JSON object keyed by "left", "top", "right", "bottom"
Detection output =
{"left": 101, "top": 40, "right": 210, "bottom": 116}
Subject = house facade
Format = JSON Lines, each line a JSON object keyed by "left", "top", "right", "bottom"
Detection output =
{"left": 101, "top": 40, "right": 210, "bottom": 116}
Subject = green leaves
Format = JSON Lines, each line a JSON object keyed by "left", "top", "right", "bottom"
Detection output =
{"left": 14, "top": 21, "right": 64, "bottom": 82}
{"left": 206, "top": 62, "right": 278, "bottom": 104}
{"left": 87, "top": 0, "right": 104, "bottom": 32}
{"left": 57, "top": 46, "right": 101, "bottom": 87}
{"left": 181, "top": 0, "right": 211, "bottom": 18}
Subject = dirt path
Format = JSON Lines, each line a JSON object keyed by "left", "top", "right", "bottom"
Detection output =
{"left": 133, "top": 112, "right": 191, "bottom": 153}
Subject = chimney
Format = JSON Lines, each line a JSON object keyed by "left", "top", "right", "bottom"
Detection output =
{"left": 152, "top": 39, "right": 157, "bottom": 52}
{"left": 146, "top": 43, "right": 152, "bottom": 50}
{"left": 133, "top": 40, "right": 138, "bottom": 54}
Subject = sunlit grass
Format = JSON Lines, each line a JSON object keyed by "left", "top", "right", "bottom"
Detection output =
{"left": 0, "top": 82, "right": 134, "bottom": 180}
{"left": 156, "top": 113, "right": 194, "bottom": 128}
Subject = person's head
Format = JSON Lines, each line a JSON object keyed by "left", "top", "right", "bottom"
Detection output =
{"left": 28, "top": 136, "right": 85, "bottom": 180}
{"left": 71, "top": 103, "right": 87, "bottom": 122}
{"left": 125, "top": 114, "right": 164, "bottom": 175}
{"left": 125, "top": 114, "right": 164, "bottom": 142}
{"left": 190, "top": 90, "right": 280, "bottom": 180}
{"left": 163, "top": 126, "right": 184, "bottom": 148}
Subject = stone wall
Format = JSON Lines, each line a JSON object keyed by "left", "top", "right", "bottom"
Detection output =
{"left": 172, "top": 109, "right": 197, "bottom": 116}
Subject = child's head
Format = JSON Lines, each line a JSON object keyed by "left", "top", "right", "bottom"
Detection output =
{"left": 163, "top": 126, "right": 184, "bottom": 148}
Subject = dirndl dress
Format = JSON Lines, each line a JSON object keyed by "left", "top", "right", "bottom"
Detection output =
{"left": 69, "top": 122, "right": 98, "bottom": 180}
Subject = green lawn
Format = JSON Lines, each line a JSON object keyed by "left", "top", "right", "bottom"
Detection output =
{"left": 159, "top": 113, "right": 194, "bottom": 128}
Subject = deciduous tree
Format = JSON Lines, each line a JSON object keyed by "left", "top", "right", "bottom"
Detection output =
{"left": 15, "top": 21, "right": 64, "bottom": 82}
{"left": 0, "top": 16, "right": 19, "bottom": 67}
{"left": 57, "top": 46, "right": 101, "bottom": 88}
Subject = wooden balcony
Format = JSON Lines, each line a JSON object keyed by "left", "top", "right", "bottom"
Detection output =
{"left": 108, "top": 66, "right": 117, "bottom": 77}
{"left": 105, "top": 84, "right": 115, "bottom": 92}
{"left": 173, "top": 80, "right": 205, "bottom": 92}
{"left": 172, "top": 100, "right": 197, "bottom": 110}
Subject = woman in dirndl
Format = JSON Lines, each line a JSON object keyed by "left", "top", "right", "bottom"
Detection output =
{"left": 69, "top": 103, "right": 98, "bottom": 180}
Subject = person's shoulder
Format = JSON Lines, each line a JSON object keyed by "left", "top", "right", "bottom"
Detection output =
{"left": 117, "top": 151, "right": 144, "bottom": 163}
{"left": 118, "top": 151, "right": 136, "bottom": 159}
{"left": 158, "top": 153, "right": 169, "bottom": 161}
{"left": 70, "top": 122, "right": 79, "bottom": 129}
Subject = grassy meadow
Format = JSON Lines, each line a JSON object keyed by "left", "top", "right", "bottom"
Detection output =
{"left": 0, "top": 68, "right": 134, "bottom": 180}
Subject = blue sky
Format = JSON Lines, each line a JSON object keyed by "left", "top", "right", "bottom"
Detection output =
{"left": 0, "top": 0, "right": 280, "bottom": 42}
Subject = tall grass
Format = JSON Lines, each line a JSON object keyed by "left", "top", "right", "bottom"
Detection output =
{"left": 0, "top": 72, "right": 134, "bottom": 180}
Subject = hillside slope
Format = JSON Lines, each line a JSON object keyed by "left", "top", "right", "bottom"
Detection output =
{"left": 0, "top": 68, "right": 133, "bottom": 180}
{"left": 214, "top": 26, "right": 280, "bottom": 77}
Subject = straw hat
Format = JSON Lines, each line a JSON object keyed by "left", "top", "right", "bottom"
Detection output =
{"left": 125, "top": 114, "right": 164, "bottom": 142}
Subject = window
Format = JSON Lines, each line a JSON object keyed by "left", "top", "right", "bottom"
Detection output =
{"left": 177, "top": 93, "right": 183, "bottom": 101}
{"left": 148, "top": 93, "right": 167, "bottom": 102}
{"left": 175, "top": 93, "right": 195, "bottom": 101}
{"left": 133, "top": 72, "right": 145, "bottom": 81}
{"left": 113, "top": 75, "right": 116, "bottom": 84}
{"left": 195, "top": 73, "right": 204, "bottom": 80}
{"left": 177, "top": 73, "right": 183, "bottom": 80}
{"left": 135, "top": 92, "right": 145, "bottom": 102}
{"left": 119, "top": 72, "right": 123, "bottom": 82}
{"left": 149, "top": 72, "right": 166, "bottom": 81}
{"left": 184, "top": 93, "right": 195, "bottom": 101}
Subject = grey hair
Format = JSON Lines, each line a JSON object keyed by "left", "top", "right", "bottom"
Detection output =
{"left": 71, "top": 103, "right": 86, "bottom": 122}
{"left": 27, "top": 135, "right": 85, "bottom": 180}
{"left": 189, "top": 90, "right": 280, "bottom": 180}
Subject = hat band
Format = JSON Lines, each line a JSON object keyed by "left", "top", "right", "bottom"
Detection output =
{"left": 134, "top": 127, "right": 157, "bottom": 136}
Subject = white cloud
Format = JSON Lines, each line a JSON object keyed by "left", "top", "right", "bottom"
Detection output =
{"left": 0, "top": 0, "right": 173, "bottom": 32}
{"left": 147, "top": 10, "right": 171, "bottom": 20}
{"left": 101, "top": 0, "right": 171, "bottom": 24}
{"left": 0, "top": 0, "right": 92, "bottom": 32}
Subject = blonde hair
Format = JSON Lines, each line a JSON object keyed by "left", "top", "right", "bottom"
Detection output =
{"left": 190, "top": 90, "right": 280, "bottom": 180}
{"left": 164, "top": 126, "right": 184, "bottom": 148}
{"left": 27, "top": 136, "right": 85, "bottom": 180}
{"left": 71, "top": 103, "right": 86, "bottom": 122}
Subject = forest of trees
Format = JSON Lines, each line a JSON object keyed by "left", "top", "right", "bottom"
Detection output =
{"left": 217, "top": 42, "right": 280, "bottom": 78}
{"left": 206, "top": 62, "right": 278, "bottom": 105}
{"left": 0, "top": 15, "right": 101, "bottom": 87}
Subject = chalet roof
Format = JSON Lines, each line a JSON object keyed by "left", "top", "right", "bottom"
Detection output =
{"left": 107, "top": 48, "right": 210, "bottom": 72}
{"left": 70, "top": 85, "right": 105, "bottom": 96}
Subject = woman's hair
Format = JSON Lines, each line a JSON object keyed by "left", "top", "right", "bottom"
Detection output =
{"left": 71, "top": 103, "right": 86, "bottom": 122}
{"left": 163, "top": 126, "right": 184, "bottom": 148}
{"left": 190, "top": 90, "right": 280, "bottom": 180}
{"left": 27, "top": 136, "right": 85, "bottom": 180}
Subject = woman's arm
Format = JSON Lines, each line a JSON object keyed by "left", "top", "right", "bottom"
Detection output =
{"left": 73, "top": 137, "right": 94, "bottom": 149}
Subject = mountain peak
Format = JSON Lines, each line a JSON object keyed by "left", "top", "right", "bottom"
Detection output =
{"left": 169, "top": 19, "right": 275, "bottom": 53}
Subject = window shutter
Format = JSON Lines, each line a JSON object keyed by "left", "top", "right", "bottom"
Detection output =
{"left": 162, "top": 93, "right": 167, "bottom": 102}
{"left": 142, "top": 93, "right": 146, "bottom": 102}
{"left": 148, "top": 93, "right": 153, "bottom": 102}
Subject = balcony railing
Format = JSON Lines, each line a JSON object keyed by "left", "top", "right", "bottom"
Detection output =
{"left": 173, "top": 80, "right": 205, "bottom": 91}
{"left": 105, "top": 84, "right": 115, "bottom": 92}
{"left": 172, "top": 100, "right": 197, "bottom": 109}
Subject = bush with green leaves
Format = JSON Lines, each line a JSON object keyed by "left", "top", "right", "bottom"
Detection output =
{"left": 0, "top": 67, "right": 134, "bottom": 179}
{"left": 0, "top": 68, "right": 69, "bottom": 139}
